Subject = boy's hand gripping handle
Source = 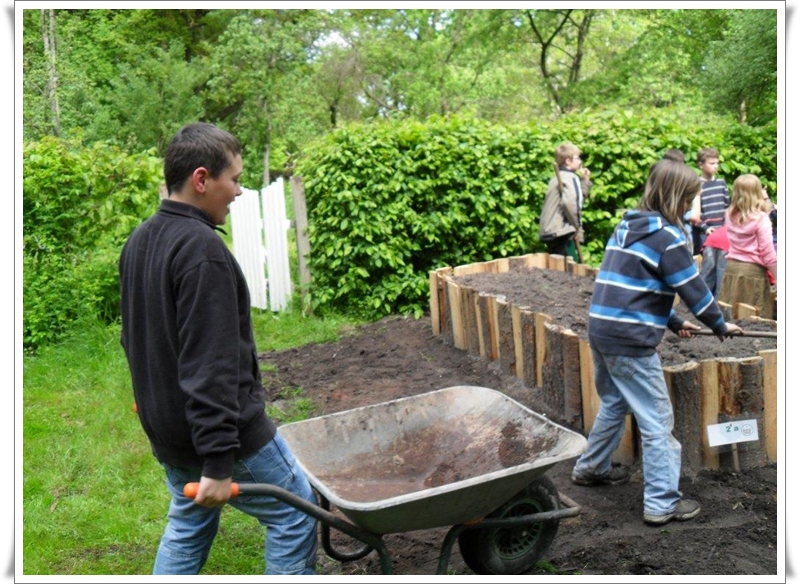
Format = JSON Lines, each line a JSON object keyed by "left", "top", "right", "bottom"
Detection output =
{"left": 183, "top": 482, "right": 240, "bottom": 499}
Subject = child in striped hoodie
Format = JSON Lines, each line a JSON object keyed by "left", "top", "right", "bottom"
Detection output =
{"left": 571, "top": 159, "right": 742, "bottom": 526}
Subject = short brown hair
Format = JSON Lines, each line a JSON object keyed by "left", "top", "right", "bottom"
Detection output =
{"left": 164, "top": 123, "right": 242, "bottom": 195}
{"left": 555, "top": 142, "right": 580, "bottom": 166}
{"left": 697, "top": 147, "right": 720, "bottom": 165}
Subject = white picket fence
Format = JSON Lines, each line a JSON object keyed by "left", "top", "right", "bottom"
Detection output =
{"left": 229, "top": 178, "right": 292, "bottom": 311}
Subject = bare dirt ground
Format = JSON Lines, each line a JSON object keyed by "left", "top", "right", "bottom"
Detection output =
{"left": 259, "top": 268, "right": 779, "bottom": 577}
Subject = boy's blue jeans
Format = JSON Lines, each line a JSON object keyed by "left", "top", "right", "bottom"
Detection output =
{"left": 573, "top": 348, "right": 683, "bottom": 518}
{"left": 153, "top": 432, "right": 318, "bottom": 575}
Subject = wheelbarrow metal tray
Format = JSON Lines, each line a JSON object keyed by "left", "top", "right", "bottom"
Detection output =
{"left": 280, "top": 385, "right": 587, "bottom": 535}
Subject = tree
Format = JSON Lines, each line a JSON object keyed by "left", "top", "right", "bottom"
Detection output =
{"left": 204, "top": 9, "right": 327, "bottom": 186}
{"left": 41, "top": 9, "right": 60, "bottom": 136}
{"left": 519, "top": 8, "right": 595, "bottom": 114}
{"left": 561, "top": 9, "right": 731, "bottom": 112}
{"left": 336, "top": 9, "right": 512, "bottom": 119}
{"left": 703, "top": 9, "right": 777, "bottom": 125}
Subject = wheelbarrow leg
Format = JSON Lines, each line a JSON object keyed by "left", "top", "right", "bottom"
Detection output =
{"left": 226, "top": 484, "right": 394, "bottom": 575}
{"left": 317, "top": 494, "right": 394, "bottom": 575}
{"left": 438, "top": 524, "right": 468, "bottom": 575}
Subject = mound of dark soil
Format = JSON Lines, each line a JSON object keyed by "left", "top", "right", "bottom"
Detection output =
{"left": 259, "top": 315, "right": 779, "bottom": 577}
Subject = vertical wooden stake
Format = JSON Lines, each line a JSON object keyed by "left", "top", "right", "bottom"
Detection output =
{"left": 759, "top": 349, "right": 777, "bottom": 462}
{"left": 290, "top": 176, "right": 311, "bottom": 312}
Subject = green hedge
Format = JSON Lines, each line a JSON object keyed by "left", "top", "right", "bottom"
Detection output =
{"left": 23, "top": 137, "right": 162, "bottom": 350}
{"left": 296, "top": 107, "right": 776, "bottom": 319}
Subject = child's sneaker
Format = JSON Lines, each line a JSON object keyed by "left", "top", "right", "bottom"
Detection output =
{"left": 571, "top": 465, "right": 630, "bottom": 486}
{"left": 643, "top": 499, "right": 701, "bottom": 525}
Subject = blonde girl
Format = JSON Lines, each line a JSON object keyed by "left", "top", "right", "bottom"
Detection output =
{"left": 718, "top": 174, "right": 778, "bottom": 320}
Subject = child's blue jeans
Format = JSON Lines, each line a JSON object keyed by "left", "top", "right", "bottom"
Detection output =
{"left": 700, "top": 246, "right": 727, "bottom": 297}
{"left": 152, "top": 432, "right": 318, "bottom": 575}
{"left": 573, "top": 348, "right": 683, "bottom": 518}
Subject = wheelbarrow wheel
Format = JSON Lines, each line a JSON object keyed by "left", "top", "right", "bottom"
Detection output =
{"left": 458, "top": 476, "right": 561, "bottom": 575}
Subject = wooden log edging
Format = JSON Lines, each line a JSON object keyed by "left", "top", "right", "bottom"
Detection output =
{"left": 429, "top": 252, "right": 778, "bottom": 471}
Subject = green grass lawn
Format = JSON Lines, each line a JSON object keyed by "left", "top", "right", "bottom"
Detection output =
{"left": 22, "top": 308, "right": 361, "bottom": 575}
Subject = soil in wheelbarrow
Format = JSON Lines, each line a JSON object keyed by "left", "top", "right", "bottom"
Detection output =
{"left": 259, "top": 271, "right": 779, "bottom": 577}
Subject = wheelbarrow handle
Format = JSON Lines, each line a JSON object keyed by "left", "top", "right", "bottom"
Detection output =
{"left": 183, "top": 482, "right": 240, "bottom": 499}
{"left": 182, "top": 482, "right": 393, "bottom": 573}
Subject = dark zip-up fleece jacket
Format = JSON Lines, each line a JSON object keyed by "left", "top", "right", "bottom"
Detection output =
{"left": 119, "top": 199, "right": 276, "bottom": 479}
{"left": 588, "top": 211, "right": 727, "bottom": 357}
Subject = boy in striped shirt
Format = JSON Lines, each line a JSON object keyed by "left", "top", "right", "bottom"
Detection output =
{"left": 690, "top": 147, "right": 730, "bottom": 295}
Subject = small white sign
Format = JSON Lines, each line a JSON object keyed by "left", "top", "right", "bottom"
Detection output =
{"left": 707, "top": 419, "right": 760, "bottom": 447}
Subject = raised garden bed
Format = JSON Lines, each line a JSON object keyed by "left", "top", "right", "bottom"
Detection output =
{"left": 429, "top": 253, "right": 778, "bottom": 472}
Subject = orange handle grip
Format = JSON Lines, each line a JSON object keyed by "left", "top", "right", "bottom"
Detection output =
{"left": 183, "top": 482, "right": 240, "bottom": 499}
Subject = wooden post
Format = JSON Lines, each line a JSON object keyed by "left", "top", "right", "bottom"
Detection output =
{"left": 527, "top": 253, "right": 549, "bottom": 269}
{"left": 488, "top": 295, "right": 503, "bottom": 362}
{"left": 579, "top": 338, "right": 598, "bottom": 433}
{"left": 463, "top": 287, "right": 480, "bottom": 356}
{"left": 447, "top": 279, "right": 466, "bottom": 350}
{"left": 700, "top": 360, "right": 720, "bottom": 469}
{"left": 483, "top": 294, "right": 500, "bottom": 361}
{"left": 511, "top": 305, "right": 525, "bottom": 381}
{"left": 494, "top": 258, "right": 510, "bottom": 273}
{"left": 734, "top": 357, "right": 766, "bottom": 470}
{"left": 477, "top": 292, "right": 493, "bottom": 359}
{"left": 562, "top": 329, "right": 583, "bottom": 429}
{"left": 716, "top": 357, "right": 766, "bottom": 470}
{"left": 759, "top": 349, "right": 778, "bottom": 462}
{"left": 441, "top": 275, "right": 453, "bottom": 347}
{"left": 520, "top": 308, "right": 536, "bottom": 389}
{"left": 542, "top": 322, "right": 566, "bottom": 417}
{"left": 496, "top": 297, "right": 515, "bottom": 375}
{"left": 664, "top": 361, "right": 703, "bottom": 473}
{"left": 429, "top": 270, "right": 441, "bottom": 335}
{"left": 290, "top": 176, "right": 311, "bottom": 311}
{"left": 547, "top": 254, "right": 567, "bottom": 271}
{"left": 535, "top": 313, "right": 553, "bottom": 388}
{"left": 734, "top": 302, "right": 760, "bottom": 320}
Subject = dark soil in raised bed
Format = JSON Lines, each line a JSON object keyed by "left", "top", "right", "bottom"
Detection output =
{"left": 259, "top": 311, "right": 780, "bottom": 577}
{"left": 453, "top": 267, "right": 777, "bottom": 366}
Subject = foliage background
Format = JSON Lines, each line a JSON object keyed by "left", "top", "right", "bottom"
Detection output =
{"left": 21, "top": 7, "right": 780, "bottom": 340}
{"left": 297, "top": 109, "right": 777, "bottom": 318}
{"left": 19, "top": 6, "right": 781, "bottom": 576}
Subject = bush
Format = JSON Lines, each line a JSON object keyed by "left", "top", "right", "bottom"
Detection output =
{"left": 295, "top": 107, "right": 776, "bottom": 320}
{"left": 23, "top": 137, "right": 162, "bottom": 350}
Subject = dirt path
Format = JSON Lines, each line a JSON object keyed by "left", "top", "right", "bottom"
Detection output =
{"left": 260, "top": 315, "right": 778, "bottom": 577}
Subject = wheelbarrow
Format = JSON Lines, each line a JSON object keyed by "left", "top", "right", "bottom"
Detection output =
{"left": 186, "top": 385, "right": 588, "bottom": 575}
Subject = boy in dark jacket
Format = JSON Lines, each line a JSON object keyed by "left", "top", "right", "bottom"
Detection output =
{"left": 119, "top": 123, "right": 317, "bottom": 575}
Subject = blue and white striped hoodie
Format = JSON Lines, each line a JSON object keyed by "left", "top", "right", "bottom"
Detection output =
{"left": 588, "top": 211, "right": 727, "bottom": 356}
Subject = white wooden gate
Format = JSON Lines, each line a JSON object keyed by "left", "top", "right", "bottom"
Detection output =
{"left": 230, "top": 178, "right": 292, "bottom": 311}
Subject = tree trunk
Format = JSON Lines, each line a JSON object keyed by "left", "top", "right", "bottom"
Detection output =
{"left": 41, "top": 9, "right": 60, "bottom": 136}
{"left": 568, "top": 11, "right": 594, "bottom": 84}
{"left": 262, "top": 100, "right": 272, "bottom": 187}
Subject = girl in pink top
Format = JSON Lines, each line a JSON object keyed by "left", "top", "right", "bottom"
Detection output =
{"left": 718, "top": 174, "right": 778, "bottom": 319}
